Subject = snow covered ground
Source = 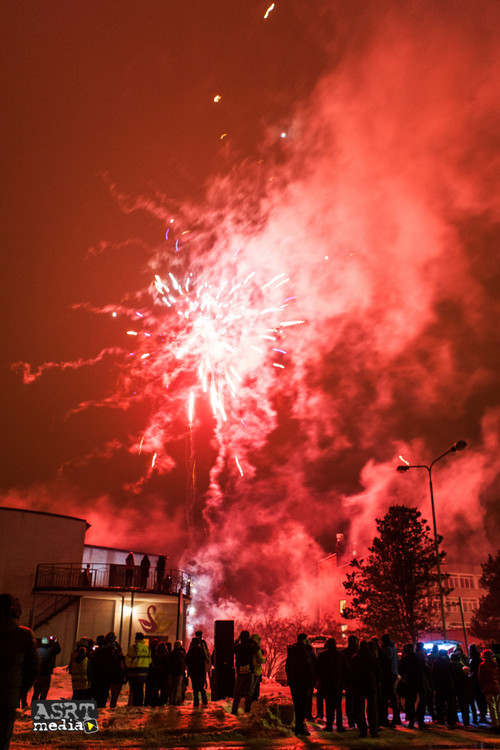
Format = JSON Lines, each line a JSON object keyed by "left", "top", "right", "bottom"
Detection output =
{"left": 10, "top": 668, "right": 500, "bottom": 749}
{"left": 12, "top": 669, "right": 296, "bottom": 748}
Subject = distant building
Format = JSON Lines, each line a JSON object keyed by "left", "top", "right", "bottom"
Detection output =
{"left": 0, "top": 507, "right": 193, "bottom": 665}
{"left": 445, "top": 564, "right": 485, "bottom": 644}
{"left": 316, "top": 547, "right": 486, "bottom": 646}
{"left": 317, "top": 551, "right": 351, "bottom": 640}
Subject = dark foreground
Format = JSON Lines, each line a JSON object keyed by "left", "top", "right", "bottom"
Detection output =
{"left": 9, "top": 670, "right": 500, "bottom": 750}
{"left": 10, "top": 701, "right": 500, "bottom": 750}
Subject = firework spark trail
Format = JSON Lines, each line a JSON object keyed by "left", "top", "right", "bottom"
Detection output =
{"left": 113, "top": 260, "right": 304, "bottom": 473}
{"left": 12, "top": 347, "right": 125, "bottom": 385}
{"left": 18, "top": 243, "right": 305, "bottom": 488}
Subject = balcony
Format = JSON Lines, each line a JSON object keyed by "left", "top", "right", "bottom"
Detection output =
{"left": 34, "top": 563, "right": 192, "bottom": 595}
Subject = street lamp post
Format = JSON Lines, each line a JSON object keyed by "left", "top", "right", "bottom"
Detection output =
{"left": 397, "top": 440, "right": 467, "bottom": 640}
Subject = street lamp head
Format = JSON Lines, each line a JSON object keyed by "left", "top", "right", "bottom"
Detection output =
{"left": 451, "top": 440, "right": 467, "bottom": 452}
{"left": 396, "top": 465, "right": 410, "bottom": 473}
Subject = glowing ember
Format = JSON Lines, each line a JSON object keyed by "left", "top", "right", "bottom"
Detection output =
{"left": 188, "top": 390, "right": 195, "bottom": 426}
{"left": 264, "top": 3, "right": 275, "bottom": 19}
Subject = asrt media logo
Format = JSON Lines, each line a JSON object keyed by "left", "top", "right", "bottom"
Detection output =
{"left": 31, "top": 700, "right": 99, "bottom": 734}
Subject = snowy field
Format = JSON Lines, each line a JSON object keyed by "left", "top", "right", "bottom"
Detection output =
{"left": 10, "top": 668, "right": 500, "bottom": 749}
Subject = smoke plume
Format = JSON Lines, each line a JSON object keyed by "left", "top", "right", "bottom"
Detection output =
{"left": 5, "top": 1, "right": 500, "bottom": 622}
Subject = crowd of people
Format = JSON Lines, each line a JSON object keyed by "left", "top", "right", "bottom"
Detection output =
{"left": 285, "top": 632, "right": 500, "bottom": 738}
{"left": 2, "top": 588, "right": 500, "bottom": 750}
{"left": 66, "top": 628, "right": 212, "bottom": 709}
{"left": 123, "top": 552, "right": 170, "bottom": 590}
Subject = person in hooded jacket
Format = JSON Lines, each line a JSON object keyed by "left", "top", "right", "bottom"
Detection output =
{"left": 170, "top": 640, "right": 187, "bottom": 705}
{"left": 186, "top": 636, "right": 208, "bottom": 707}
{"left": 399, "top": 643, "right": 428, "bottom": 729}
{"left": 415, "top": 642, "right": 435, "bottom": 721}
{"left": 144, "top": 638, "right": 160, "bottom": 706}
{"left": 285, "top": 633, "right": 316, "bottom": 736}
{"left": 71, "top": 645, "right": 91, "bottom": 698}
{"left": 0, "top": 594, "right": 39, "bottom": 750}
{"left": 89, "top": 634, "right": 118, "bottom": 708}
{"left": 432, "top": 650, "right": 457, "bottom": 726}
{"left": 231, "top": 630, "right": 256, "bottom": 715}
{"left": 148, "top": 641, "right": 170, "bottom": 706}
{"left": 32, "top": 635, "right": 61, "bottom": 700}
{"left": 316, "top": 637, "right": 348, "bottom": 733}
{"left": 105, "top": 633, "right": 126, "bottom": 708}
{"left": 351, "top": 639, "right": 381, "bottom": 738}
{"left": 462, "top": 665, "right": 478, "bottom": 724}
{"left": 370, "top": 637, "right": 393, "bottom": 728}
{"left": 343, "top": 634, "right": 358, "bottom": 729}
{"left": 478, "top": 649, "right": 500, "bottom": 732}
{"left": 381, "top": 634, "right": 401, "bottom": 725}
{"left": 126, "top": 632, "right": 152, "bottom": 706}
{"left": 125, "top": 552, "right": 135, "bottom": 587}
{"left": 139, "top": 555, "right": 150, "bottom": 590}
{"left": 450, "top": 653, "right": 469, "bottom": 726}
{"left": 469, "top": 643, "right": 488, "bottom": 723}
{"left": 250, "top": 633, "right": 266, "bottom": 703}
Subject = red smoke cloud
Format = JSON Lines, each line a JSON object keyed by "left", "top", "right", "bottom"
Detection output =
{"left": 5, "top": 1, "right": 500, "bottom": 622}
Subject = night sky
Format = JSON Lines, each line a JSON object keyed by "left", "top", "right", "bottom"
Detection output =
{"left": 2, "top": 0, "right": 500, "bottom": 617}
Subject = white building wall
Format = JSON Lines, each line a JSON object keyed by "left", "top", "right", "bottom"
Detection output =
{"left": 1, "top": 508, "right": 191, "bottom": 664}
{"left": 83, "top": 545, "right": 164, "bottom": 569}
{"left": 0, "top": 507, "right": 87, "bottom": 628}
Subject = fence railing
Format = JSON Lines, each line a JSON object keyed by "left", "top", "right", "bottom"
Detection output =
{"left": 34, "top": 563, "right": 192, "bottom": 595}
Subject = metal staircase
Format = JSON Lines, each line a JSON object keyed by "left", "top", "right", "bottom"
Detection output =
{"left": 33, "top": 594, "right": 80, "bottom": 631}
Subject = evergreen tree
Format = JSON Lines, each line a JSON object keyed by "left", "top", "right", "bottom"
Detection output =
{"left": 470, "top": 550, "right": 500, "bottom": 641}
{"left": 342, "top": 505, "right": 447, "bottom": 642}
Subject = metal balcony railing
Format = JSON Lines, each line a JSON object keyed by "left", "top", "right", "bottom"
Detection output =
{"left": 34, "top": 563, "right": 192, "bottom": 595}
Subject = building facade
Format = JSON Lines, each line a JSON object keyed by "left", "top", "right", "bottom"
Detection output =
{"left": 445, "top": 564, "right": 485, "bottom": 644}
{"left": 0, "top": 507, "right": 193, "bottom": 665}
